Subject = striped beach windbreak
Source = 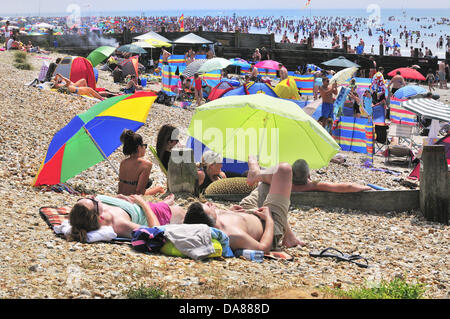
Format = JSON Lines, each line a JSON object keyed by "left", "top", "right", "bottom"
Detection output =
{"left": 401, "top": 98, "right": 450, "bottom": 123}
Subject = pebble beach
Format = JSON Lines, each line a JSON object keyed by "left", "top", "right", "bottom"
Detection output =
{"left": 0, "top": 50, "right": 448, "bottom": 299}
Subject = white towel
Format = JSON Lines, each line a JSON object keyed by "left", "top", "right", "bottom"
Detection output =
{"left": 53, "top": 220, "right": 117, "bottom": 243}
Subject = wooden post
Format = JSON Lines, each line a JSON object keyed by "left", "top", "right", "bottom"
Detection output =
{"left": 420, "top": 145, "right": 448, "bottom": 224}
{"left": 167, "top": 148, "right": 199, "bottom": 196}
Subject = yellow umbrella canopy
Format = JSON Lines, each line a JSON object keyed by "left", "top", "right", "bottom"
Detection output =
{"left": 144, "top": 38, "right": 172, "bottom": 48}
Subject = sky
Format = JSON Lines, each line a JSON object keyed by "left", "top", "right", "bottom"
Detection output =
{"left": 0, "top": 0, "right": 448, "bottom": 16}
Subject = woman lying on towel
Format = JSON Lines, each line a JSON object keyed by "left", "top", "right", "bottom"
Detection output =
{"left": 119, "top": 129, "right": 165, "bottom": 196}
{"left": 51, "top": 74, "right": 104, "bottom": 100}
{"left": 68, "top": 194, "right": 186, "bottom": 242}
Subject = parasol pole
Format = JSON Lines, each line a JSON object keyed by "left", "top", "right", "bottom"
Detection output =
{"left": 82, "top": 126, "right": 120, "bottom": 176}
{"left": 257, "top": 115, "right": 269, "bottom": 161}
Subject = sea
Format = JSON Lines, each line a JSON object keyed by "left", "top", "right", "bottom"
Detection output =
{"left": 6, "top": 8, "right": 450, "bottom": 58}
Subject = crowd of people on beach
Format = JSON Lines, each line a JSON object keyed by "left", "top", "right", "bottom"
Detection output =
{"left": 2, "top": 11, "right": 449, "bottom": 261}
{"left": 2, "top": 12, "right": 450, "bottom": 56}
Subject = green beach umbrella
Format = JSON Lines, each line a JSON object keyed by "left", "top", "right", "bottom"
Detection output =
{"left": 187, "top": 94, "right": 340, "bottom": 169}
{"left": 86, "top": 46, "right": 117, "bottom": 67}
{"left": 117, "top": 44, "right": 148, "bottom": 55}
{"left": 197, "top": 57, "right": 232, "bottom": 73}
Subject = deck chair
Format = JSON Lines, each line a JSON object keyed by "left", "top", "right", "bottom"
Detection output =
{"left": 372, "top": 105, "right": 388, "bottom": 154}
{"left": 385, "top": 123, "right": 417, "bottom": 167}
{"left": 149, "top": 146, "right": 168, "bottom": 176}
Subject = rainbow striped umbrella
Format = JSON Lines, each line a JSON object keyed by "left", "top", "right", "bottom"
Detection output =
{"left": 33, "top": 92, "right": 157, "bottom": 186}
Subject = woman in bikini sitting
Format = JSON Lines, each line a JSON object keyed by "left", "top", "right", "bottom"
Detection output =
{"left": 52, "top": 74, "right": 104, "bottom": 100}
{"left": 118, "top": 129, "right": 164, "bottom": 196}
{"left": 68, "top": 194, "right": 186, "bottom": 242}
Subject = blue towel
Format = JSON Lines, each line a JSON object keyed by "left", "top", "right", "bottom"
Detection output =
{"left": 131, "top": 227, "right": 166, "bottom": 253}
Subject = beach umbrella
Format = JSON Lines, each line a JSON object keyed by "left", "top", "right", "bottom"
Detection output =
{"left": 254, "top": 60, "right": 280, "bottom": 70}
{"left": 86, "top": 46, "right": 117, "bottom": 68}
{"left": 144, "top": 38, "right": 172, "bottom": 48}
{"left": 117, "top": 44, "right": 148, "bottom": 55}
{"left": 197, "top": 57, "right": 232, "bottom": 73}
{"left": 132, "top": 41, "right": 156, "bottom": 49}
{"left": 229, "top": 58, "right": 251, "bottom": 68}
{"left": 32, "top": 92, "right": 157, "bottom": 187}
{"left": 401, "top": 98, "right": 450, "bottom": 122}
{"left": 182, "top": 59, "right": 207, "bottom": 78}
{"left": 393, "top": 85, "right": 427, "bottom": 99}
{"left": 33, "top": 22, "right": 55, "bottom": 29}
{"left": 388, "top": 68, "right": 426, "bottom": 81}
{"left": 133, "top": 31, "right": 172, "bottom": 44}
{"left": 187, "top": 94, "right": 340, "bottom": 169}
{"left": 322, "top": 56, "right": 360, "bottom": 68}
{"left": 329, "top": 66, "right": 358, "bottom": 85}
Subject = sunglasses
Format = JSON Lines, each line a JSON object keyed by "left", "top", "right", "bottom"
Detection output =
{"left": 77, "top": 197, "right": 99, "bottom": 215}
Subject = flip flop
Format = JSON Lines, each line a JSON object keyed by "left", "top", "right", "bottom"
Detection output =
{"left": 309, "top": 247, "right": 346, "bottom": 259}
{"left": 264, "top": 251, "right": 293, "bottom": 261}
{"left": 309, "top": 247, "right": 369, "bottom": 268}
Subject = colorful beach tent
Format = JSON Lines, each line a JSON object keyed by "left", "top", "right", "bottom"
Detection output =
{"left": 274, "top": 77, "right": 300, "bottom": 100}
{"left": 223, "top": 82, "right": 277, "bottom": 98}
{"left": 208, "top": 81, "right": 235, "bottom": 101}
{"left": 54, "top": 56, "right": 97, "bottom": 89}
{"left": 120, "top": 56, "right": 140, "bottom": 78}
{"left": 33, "top": 92, "right": 157, "bottom": 186}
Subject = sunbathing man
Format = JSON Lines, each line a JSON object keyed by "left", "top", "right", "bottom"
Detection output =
{"left": 52, "top": 74, "right": 104, "bottom": 100}
{"left": 184, "top": 156, "right": 304, "bottom": 253}
{"left": 318, "top": 77, "right": 338, "bottom": 131}
{"left": 290, "top": 159, "right": 372, "bottom": 193}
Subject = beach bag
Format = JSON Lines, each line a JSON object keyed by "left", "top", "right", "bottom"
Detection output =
{"left": 38, "top": 61, "right": 50, "bottom": 82}
{"left": 160, "top": 239, "right": 222, "bottom": 258}
{"left": 112, "top": 67, "right": 123, "bottom": 83}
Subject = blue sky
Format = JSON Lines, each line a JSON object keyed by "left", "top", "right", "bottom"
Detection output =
{"left": 0, "top": 0, "right": 447, "bottom": 16}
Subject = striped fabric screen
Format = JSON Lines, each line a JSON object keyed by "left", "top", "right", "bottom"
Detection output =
{"left": 161, "top": 65, "right": 185, "bottom": 96}
{"left": 390, "top": 97, "right": 417, "bottom": 126}
{"left": 288, "top": 72, "right": 314, "bottom": 96}
{"left": 332, "top": 116, "right": 371, "bottom": 154}
{"left": 241, "top": 67, "right": 278, "bottom": 78}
